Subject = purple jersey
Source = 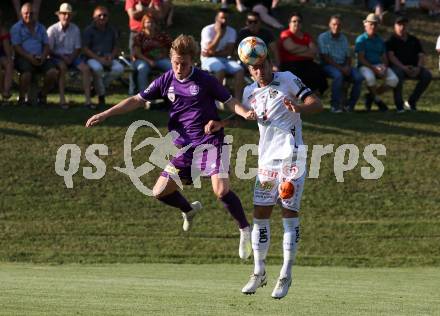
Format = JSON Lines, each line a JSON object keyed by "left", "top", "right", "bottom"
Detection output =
{"left": 138, "top": 67, "right": 232, "bottom": 147}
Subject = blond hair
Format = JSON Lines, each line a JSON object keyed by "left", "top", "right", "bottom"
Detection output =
{"left": 170, "top": 34, "right": 199, "bottom": 59}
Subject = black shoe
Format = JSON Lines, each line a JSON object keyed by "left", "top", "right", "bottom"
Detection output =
{"left": 364, "top": 93, "right": 374, "bottom": 112}
{"left": 375, "top": 99, "right": 388, "bottom": 112}
{"left": 17, "top": 97, "right": 31, "bottom": 107}
{"left": 37, "top": 92, "right": 47, "bottom": 107}
{"left": 98, "top": 95, "right": 106, "bottom": 109}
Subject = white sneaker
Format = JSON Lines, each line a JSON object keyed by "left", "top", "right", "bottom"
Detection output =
{"left": 239, "top": 226, "right": 252, "bottom": 259}
{"left": 242, "top": 272, "right": 267, "bottom": 295}
{"left": 182, "top": 201, "right": 202, "bottom": 231}
{"left": 404, "top": 101, "right": 411, "bottom": 111}
{"left": 271, "top": 276, "right": 292, "bottom": 299}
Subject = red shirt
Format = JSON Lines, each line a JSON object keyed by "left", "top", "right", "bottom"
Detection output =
{"left": 125, "top": 0, "right": 151, "bottom": 32}
{"left": 279, "top": 29, "right": 313, "bottom": 63}
{"left": 133, "top": 31, "right": 172, "bottom": 60}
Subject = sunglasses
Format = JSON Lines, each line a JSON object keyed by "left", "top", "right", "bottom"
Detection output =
{"left": 247, "top": 19, "right": 258, "bottom": 24}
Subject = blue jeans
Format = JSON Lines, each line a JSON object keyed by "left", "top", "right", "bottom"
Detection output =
{"left": 131, "top": 58, "right": 172, "bottom": 94}
{"left": 323, "top": 65, "right": 364, "bottom": 109}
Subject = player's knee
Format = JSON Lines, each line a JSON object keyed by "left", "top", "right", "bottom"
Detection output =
{"left": 213, "top": 187, "right": 229, "bottom": 199}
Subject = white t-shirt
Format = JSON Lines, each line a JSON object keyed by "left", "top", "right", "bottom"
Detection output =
{"left": 242, "top": 71, "right": 312, "bottom": 168}
{"left": 47, "top": 22, "right": 81, "bottom": 56}
{"left": 200, "top": 24, "right": 236, "bottom": 56}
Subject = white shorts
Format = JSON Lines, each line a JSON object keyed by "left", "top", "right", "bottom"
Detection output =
{"left": 253, "top": 163, "right": 306, "bottom": 212}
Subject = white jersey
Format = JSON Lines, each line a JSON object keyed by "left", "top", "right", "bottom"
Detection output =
{"left": 242, "top": 71, "right": 312, "bottom": 168}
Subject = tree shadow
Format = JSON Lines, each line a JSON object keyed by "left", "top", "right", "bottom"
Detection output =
{"left": 0, "top": 127, "right": 42, "bottom": 139}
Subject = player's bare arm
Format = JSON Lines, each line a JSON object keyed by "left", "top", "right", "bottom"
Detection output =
{"left": 85, "top": 95, "right": 145, "bottom": 127}
{"left": 225, "top": 97, "right": 256, "bottom": 120}
{"left": 283, "top": 94, "right": 323, "bottom": 114}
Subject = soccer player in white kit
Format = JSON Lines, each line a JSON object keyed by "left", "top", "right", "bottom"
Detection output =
{"left": 240, "top": 56, "right": 322, "bottom": 299}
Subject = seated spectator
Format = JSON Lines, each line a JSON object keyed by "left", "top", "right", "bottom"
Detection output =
{"left": 10, "top": 2, "right": 58, "bottom": 106}
{"left": 279, "top": 12, "right": 328, "bottom": 95}
{"left": 132, "top": 13, "right": 172, "bottom": 93}
{"left": 83, "top": 6, "right": 124, "bottom": 108}
{"left": 12, "top": 0, "right": 41, "bottom": 21}
{"left": 201, "top": 9, "right": 244, "bottom": 101}
{"left": 318, "top": 15, "right": 364, "bottom": 112}
{"left": 0, "top": 10, "right": 13, "bottom": 101}
{"left": 47, "top": 3, "right": 92, "bottom": 109}
{"left": 237, "top": 11, "right": 280, "bottom": 71}
{"left": 242, "top": 0, "right": 283, "bottom": 29}
{"left": 355, "top": 13, "right": 398, "bottom": 112}
{"left": 386, "top": 16, "right": 431, "bottom": 112}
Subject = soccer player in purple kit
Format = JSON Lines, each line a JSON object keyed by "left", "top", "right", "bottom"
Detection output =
{"left": 85, "top": 35, "right": 256, "bottom": 259}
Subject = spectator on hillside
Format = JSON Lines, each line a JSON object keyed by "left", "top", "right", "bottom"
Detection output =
{"left": 318, "top": 15, "right": 364, "bottom": 112}
{"left": 386, "top": 16, "right": 431, "bottom": 112}
{"left": 125, "top": 0, "right": 151, "bottom": 54}
{"left": 241, "top": 0, "right": 283, "bottom": 30}
{"left": 47, "top": 3, "right": 93, "bottom": 109}
{"left": 201, "top": 8, "right": 245, "bottom": 101}
{"left": 83, "top": 5, "right": 123, "bottom": 108}
{"left": 10, "top": 2, "right": 58, "bottom": 106}
{"left": 237, "top": 11, "right": 280, "bottom": 71}
{"left": 355, "top": 13, "right": 398, "bottom": 112}
{"left": 0, "top": 10, "right": 13, "bottom": 102}
{"left": 132, "top": 0, "right": 173, "bottom": 27}
{"left": 132, "top": 13, "right": 172, "bottom": 93}
{"left": 279, "top": 12, "right": 328, "bottom": 95}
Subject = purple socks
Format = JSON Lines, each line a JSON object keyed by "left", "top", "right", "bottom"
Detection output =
{"left": 220, "top": 191, "right": 249, "bottom": 229}
{"left": 157, "top": 191, "right": 192, "bottom": 213}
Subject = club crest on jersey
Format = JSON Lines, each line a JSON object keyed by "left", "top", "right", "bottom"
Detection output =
{"left": 189, "top": 84, "right": 199, "bottom": 96}
{"left": 269, "top": 88, "right": 278, "bottom": 99}
{"left": 167, "top": 86, "right": 175, "bottom": 102}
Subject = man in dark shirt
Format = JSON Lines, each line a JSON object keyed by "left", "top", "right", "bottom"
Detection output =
{"left": 386, "top": 16, "right": 432, "bottom": 112}
{"left": 83, "top": 6, "right": 124, "bottom": 108}
{"left": 237, "top": 11, "right": 280, "bottom": 71}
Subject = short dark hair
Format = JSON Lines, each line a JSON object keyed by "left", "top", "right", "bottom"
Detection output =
{"left": 289, "top": 12, "right": 303, "bottom": 22}
{"left": 247, "top": 11, "right": 260, "bottom": 20}
{"left": 329, "top": 14, "right": 342, "bottom": 22}
{"left": 217, "top": 8, "right": 230, "bottom": 15}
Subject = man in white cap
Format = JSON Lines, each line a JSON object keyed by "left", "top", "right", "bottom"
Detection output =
{"left": 355, "top": 13, "right": 399, "bottom": 112}
{"left": 47, "top": 3, "right": 93, "bottom": 109}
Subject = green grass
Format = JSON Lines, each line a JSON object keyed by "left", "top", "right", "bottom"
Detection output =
{"left": 1, "top": 1, "right": 440, "bottom": 267}
{"left": 1, "top": 263, "right": 439, "bottom": 315}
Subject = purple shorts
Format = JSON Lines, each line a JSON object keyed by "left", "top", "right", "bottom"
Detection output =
{"left": 161, "top": 139, "right": 230, "bottom": 185}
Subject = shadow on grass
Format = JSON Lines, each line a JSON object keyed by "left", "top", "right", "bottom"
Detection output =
{"left": 0, "top": 127, "right": 43, "bottom": 139}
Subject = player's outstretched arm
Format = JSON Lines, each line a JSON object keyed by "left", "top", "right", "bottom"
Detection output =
{"left": 85, "top": 95, "right": 146, "bottom": 127}
{"left": 224, "top": 97, "right": 256, "bottom": 120}
{"left": 284, "top": 94, "right": 323, "bottom": 114}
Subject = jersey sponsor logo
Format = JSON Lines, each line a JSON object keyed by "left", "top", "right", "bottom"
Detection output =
{"left": 164, "top": 164, "right": 180, "bottom": 175}
{"left": 269, "top": 88, "right": 278, "bottom": 99}
{"left": 189, "top": 84, "right": 199, "bottom": 96}
{"left": 167, "top": 86, "right": 175, "bottom": 102}
{"left": 255, "top": 179, "right": 275, "bottom": 191}
{"left": 259, "top": 227, "right": 268, "bottom": 243}
{"left": 258, "top": 168, "right": 278, "bottom": 179}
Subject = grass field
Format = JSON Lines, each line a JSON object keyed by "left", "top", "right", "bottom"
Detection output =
{"left": 1, "top": 263, "right": 439, "bottom": 315}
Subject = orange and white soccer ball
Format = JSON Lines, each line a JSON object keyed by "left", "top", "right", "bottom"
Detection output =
{"left": 278, "top": 181, "right": 295, "bottom": 200}
{"left": 237, "top": 36, "right": 268, "bottom": 66}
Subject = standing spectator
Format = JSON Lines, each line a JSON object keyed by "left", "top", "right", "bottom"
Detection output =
{"left": 279, "top": 12, "right": 328, "bottom": 95}
{"left": 237, "top": 11, "right": 280, "bottom": 71}
{"left": 318, "top": 15, "right": 364, "bottom": 112}
{"left": 220, "top": 0, "right": 248, "bottom": 12}
{"left": 125, "top": 0, "right": 151, "bottom": 53}
{"left": 127, "top": 0, "right": 173, "bottom": 28}
{"left": 386, "top": 16, "right": 431, "bottom": 112}
{"left": 355, "top": 13, "right": 398, "bottom": 111}
{"left": 201, "top": 9, "right": 245, "bottom": 101}
{"left": 83, "top": 6, "right": 124, "bottom": 108}
{"left": 132, "top": 13, "right": 172, "bottom": 93}
{"left": 47, "top": 3, "right": 93, "bottom": 109}
{"left": 10, "top": 2, "right": 58, "bottom": 106}
{"left": 0, "top": 9, "right": 13, "bottom": 101}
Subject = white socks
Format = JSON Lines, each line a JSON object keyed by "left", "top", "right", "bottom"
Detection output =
{"left": 252, "top": 218, "right": 270, "bottom": 275}
{"left": 279, "top": 217, "right": 300, "bottom": 279}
